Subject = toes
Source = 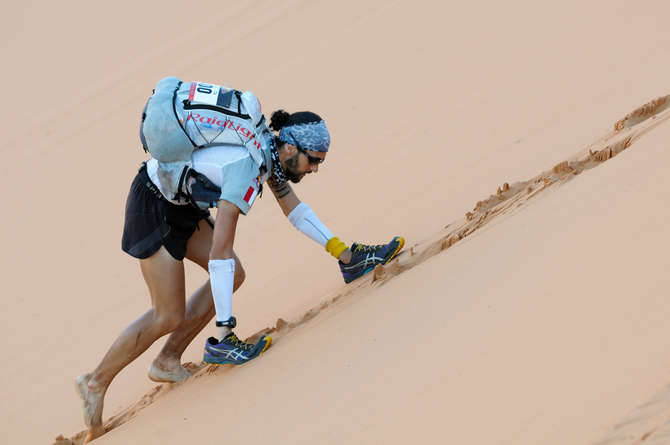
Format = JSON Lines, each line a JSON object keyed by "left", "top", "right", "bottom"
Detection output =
{"left": 85, "top": 425, "right": 105, "bottom": 443}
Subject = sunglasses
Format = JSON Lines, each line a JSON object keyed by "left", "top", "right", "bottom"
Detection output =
{"left": 296, "top": 145, "right": 325, "bottom": 165}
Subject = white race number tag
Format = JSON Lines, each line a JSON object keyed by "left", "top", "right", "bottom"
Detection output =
{"left": 188, "top": 82, "right": 229, "bottom": 106}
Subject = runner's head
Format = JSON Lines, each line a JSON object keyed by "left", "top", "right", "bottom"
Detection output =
{"left": 270, "top": 110, "right": 330, "bottom": 183}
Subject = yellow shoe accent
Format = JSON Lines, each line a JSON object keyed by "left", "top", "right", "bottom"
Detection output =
{"left": 260, "top": 336, "right": 272, "bottom": 355}
{"left": 384, "top": 236, "right": 405, "bottom": 264}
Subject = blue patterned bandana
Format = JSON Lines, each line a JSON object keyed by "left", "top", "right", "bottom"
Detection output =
{"left": 278, "top": 120, "right": 331, "bottom": 152}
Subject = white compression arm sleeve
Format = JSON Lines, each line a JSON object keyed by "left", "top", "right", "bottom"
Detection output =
{"left": 208, "top": 258, "right": 235, "bottom": 323}
{"left": 287, "top": 202, "right": 334, "bottom": 247}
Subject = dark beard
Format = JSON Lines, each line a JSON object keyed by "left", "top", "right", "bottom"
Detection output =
{"left": 288, "top": 172, "right": 304, "bottom": 183}
{"left": 285, "top": 153, "right": 304, "bottom": 183}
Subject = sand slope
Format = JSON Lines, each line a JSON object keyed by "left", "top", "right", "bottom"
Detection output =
{"left": 55, "top": 96, "right": 670, "bottom": 444}
{"left": 1, "top": 0, "right": 670, "bottom": 444}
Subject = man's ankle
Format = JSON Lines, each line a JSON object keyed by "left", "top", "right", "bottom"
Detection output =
{"left": 338, "top": 249, "right": 352, "bottom": 264}
{"left": 153, "top": 354, "right": 181, "bottom": 367}
{"left": 217, "top": 326, "right": 232, "bottom": 340}
{"left": 87, "top": 375, "right": 106, "bottom": 393}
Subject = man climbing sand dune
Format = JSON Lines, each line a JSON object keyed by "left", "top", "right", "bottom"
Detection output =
{"left": 76, "top": 77, "right": 404, "bottom": 442}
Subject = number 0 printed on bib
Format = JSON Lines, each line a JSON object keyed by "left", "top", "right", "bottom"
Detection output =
{"left": 188, "top": 82, "right": 234, "bottom": 108}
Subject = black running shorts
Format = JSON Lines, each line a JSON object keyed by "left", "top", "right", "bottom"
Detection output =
{"left": 121, "top": 164, "right": 210, "bottom": 260}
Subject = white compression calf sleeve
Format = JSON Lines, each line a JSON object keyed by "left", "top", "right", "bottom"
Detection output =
{"left": 288, "top": 202, "right": 334, "bottom": 247}
{"left": 208, "top": 258, "right": 235, "bottom": 323}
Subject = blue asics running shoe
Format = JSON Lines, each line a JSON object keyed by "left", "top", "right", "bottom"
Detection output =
{"left": 203, "top": 332, "right": 272, "bottom": 365}
{"left": 338, "top": 236, "right": 405, "bottom": 283}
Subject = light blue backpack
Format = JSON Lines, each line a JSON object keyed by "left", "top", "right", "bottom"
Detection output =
{"left": 140, "top": 76, "right": 271, "bottom": 201}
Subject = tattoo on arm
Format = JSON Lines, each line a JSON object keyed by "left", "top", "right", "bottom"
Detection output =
{"left": 269, "top": 179, "right": 292, "bottom": 199}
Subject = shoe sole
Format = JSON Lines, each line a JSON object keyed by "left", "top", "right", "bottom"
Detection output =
{"left": 344, "top": 236, "right": 405, "bottom": 283}
{"left": 204, "top": 336, "right": 273, "bottom": 366}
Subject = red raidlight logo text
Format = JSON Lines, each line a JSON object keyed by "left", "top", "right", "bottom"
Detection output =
{"left": 186, "top": 113, "right": 262, "bottom": 150}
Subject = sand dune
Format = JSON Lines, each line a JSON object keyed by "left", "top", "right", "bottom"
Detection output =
{"left": 53, "top": 95, "right": 670, "bottom": 444}
{"left": 3, "top": 1, "right": 670, "bottom": 444}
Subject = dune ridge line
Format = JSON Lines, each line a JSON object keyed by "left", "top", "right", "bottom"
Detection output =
{"left": 55, "top": 94, "right": 670, "bottom": 445}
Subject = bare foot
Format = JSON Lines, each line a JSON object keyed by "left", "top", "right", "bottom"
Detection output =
{"left": 148, "top": 359, "right": 191, "bottom": 383}
{"left": 75, "top": 373, "right": 106, "bottom": 443}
